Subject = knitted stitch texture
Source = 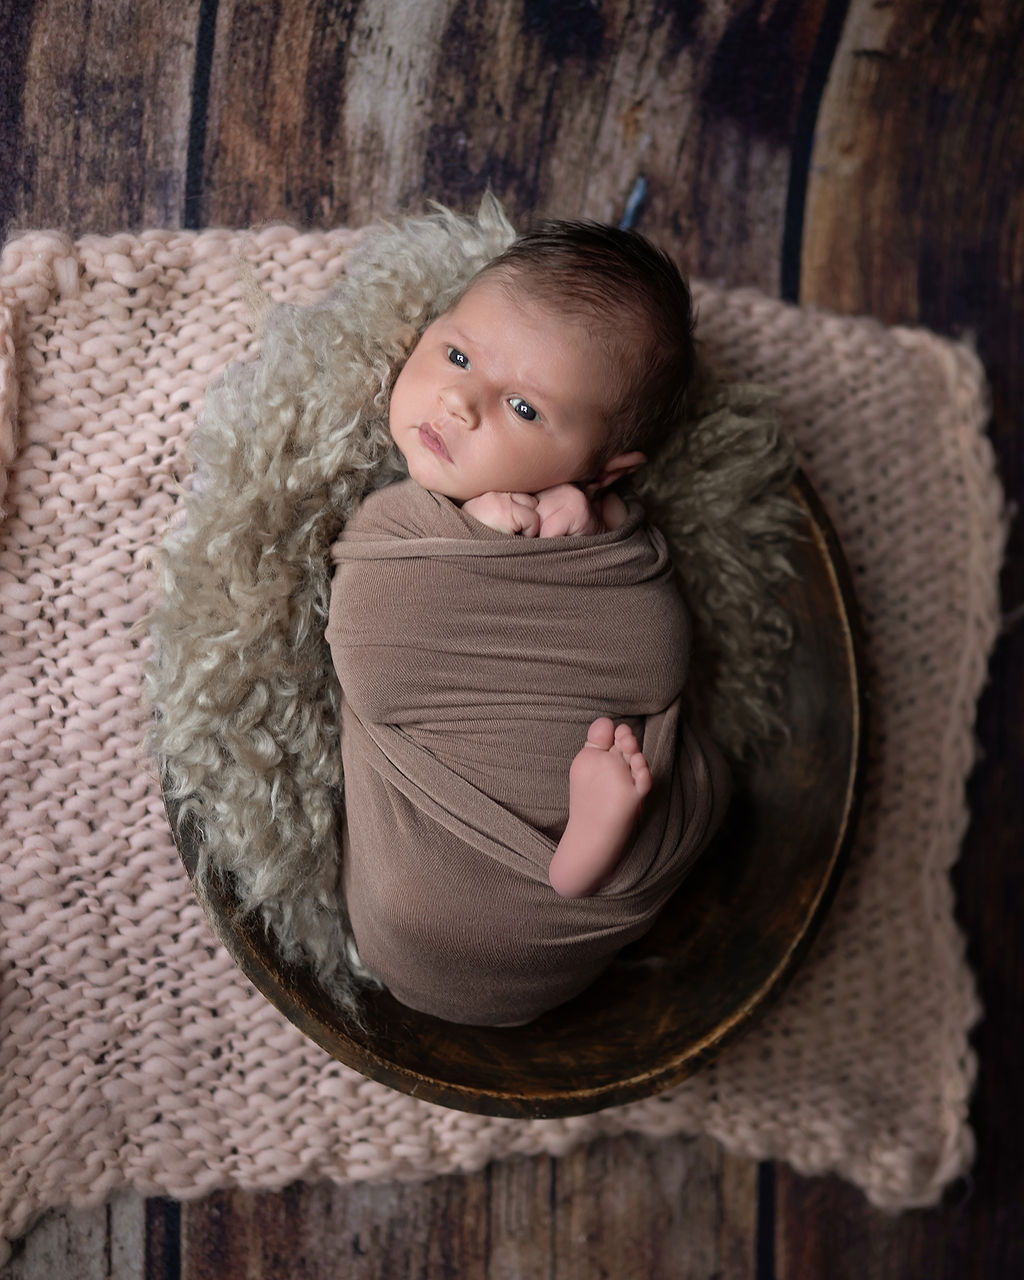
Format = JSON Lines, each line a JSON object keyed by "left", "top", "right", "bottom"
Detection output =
{"left": 0, "top": 224, "right": 1002, "bottom": 1260}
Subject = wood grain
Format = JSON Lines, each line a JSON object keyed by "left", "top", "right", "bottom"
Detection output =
{"left": 1, "top": 1194, "right": 146, "bottom": 1280}
{"left": 199, "top": 0, "right": 830, "bottom": 292}
{"left": 0, "top": 0, "right": 200, "bottom": 236}
{"left": 179, "top": 1135, "right": 757, "bottom": 1280}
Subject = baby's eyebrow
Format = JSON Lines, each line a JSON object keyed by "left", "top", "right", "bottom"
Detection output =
{"left": 446, "top": 323, "right": 475, "bottom": 349}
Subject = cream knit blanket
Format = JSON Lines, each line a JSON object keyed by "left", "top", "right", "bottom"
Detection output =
{"left": 0, "top": 224, "right": 1002, "bottom": 1259}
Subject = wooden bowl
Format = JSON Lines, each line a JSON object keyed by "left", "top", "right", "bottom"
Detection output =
{"left": 167, "top": 471, "right": 865, "bottom": 1118}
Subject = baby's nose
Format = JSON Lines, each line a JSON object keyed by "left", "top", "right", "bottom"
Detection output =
{"left": 440, "top": 385, "right": 480, "bottom": 428}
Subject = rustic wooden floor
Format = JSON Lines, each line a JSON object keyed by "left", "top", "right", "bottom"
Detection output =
{"left": 2, "top": 0, "right": 1021, "bottom": 1276}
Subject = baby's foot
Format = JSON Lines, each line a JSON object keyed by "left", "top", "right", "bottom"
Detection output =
{"left": 548, "top": 717, "right": 652, "bottom": 898}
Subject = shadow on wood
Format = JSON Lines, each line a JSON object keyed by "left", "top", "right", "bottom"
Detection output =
{"left": 165, "top": 472, "right": 864, "bottom": 1119}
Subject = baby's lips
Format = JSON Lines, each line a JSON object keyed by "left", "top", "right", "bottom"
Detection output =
{"left": 418, "top": 422, "right": 453, "bottom": 462}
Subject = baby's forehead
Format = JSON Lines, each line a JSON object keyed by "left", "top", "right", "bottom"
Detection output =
{"left": 481, "top": 265, "right": 615, "bottom": 321}
{"left": 456, "top": 272, "right": 634, "bottom": 350}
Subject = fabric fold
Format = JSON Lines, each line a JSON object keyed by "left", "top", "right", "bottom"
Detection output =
{"left": 326, "top": 479, "right": 727, "bottom": 1024}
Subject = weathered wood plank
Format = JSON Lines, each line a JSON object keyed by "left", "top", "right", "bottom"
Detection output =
{"left": 144, "top": 1200, "right": 181, "bottom": 1280}
{"left": 179, "top": 1134, "right": 757, "bottom": 1280}
{"left": 0, "top": 1194, "right": 146, "bottom": 1280}
{"left": 546, "top": 1134, "right": 758, "bottom": 1280}
{"left": 0, "top": 0, "right": 200, "bottom": 238}
{"left": 779, "top": 0, "right": 1024, "bottom": 1275}
{"left": 775, "top": 1172, "right": 991, "bottom": 1280}
{"left": 801, "top": 0, "right": 1024, "bottom": 338}
{"left": 199, "top": 0, "right": 829, "bottom": 292}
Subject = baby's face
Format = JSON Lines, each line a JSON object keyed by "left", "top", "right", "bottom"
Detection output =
{"left": 389, "top": 276, "right": 620, "bottom": 502}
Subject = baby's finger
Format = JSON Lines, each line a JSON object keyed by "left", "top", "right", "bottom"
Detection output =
{"left": 509, "top": 495, "right": 541, "bottom": 537}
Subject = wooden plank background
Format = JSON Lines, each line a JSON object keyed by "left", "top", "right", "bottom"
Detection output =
{"left": 2, "top": 0, "right": 1021, "bottom": 1275}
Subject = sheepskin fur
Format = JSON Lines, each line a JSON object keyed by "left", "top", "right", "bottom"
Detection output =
{"left": 145, "top": 197, "right": 796, "bottom": 1007}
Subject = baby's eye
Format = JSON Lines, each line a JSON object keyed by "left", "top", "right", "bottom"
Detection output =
{"left": 446, "top": 346, "right": 469, "bottom": 368}
{"left": 509, "top": 396, "right": 538, "bottom": 421}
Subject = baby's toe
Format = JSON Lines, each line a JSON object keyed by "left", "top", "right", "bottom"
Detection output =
{"left": 630, "top": 751, "right": 653, "bottom": 797}
{"left": 614, "top": 723, "right": 640, "bottom": 757}
{"left": 586, "top": 717, "right": 616, "bottom": 750}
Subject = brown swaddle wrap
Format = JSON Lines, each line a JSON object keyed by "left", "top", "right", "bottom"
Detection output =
{"left": 326, "top": 479, "right": 728, "bottom": 1024}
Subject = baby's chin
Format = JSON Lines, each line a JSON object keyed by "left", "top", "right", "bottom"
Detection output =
{"left": 399, "top": 454, "right": 467, "bottom": 504}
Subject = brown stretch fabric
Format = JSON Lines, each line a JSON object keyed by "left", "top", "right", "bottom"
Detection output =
{"left": 326, "top": 479, "right": 729, "bottom": 1025}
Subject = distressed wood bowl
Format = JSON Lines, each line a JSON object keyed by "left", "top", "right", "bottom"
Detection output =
{"left": 167, "top": 471, "right": 865, "bottom": 1119}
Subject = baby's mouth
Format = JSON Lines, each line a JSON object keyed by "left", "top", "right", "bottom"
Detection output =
{"left": 418, "top": 423, "right": 453, "bottom": 462}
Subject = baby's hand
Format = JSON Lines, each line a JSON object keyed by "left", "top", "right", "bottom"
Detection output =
{"left": 534, "top": 484, "right": 605, "bottom": 537}
{"left": 463, "top": 491, "right": 542, "bottom": 537}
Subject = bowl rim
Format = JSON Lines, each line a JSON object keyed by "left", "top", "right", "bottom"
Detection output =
{"left": 165, "top": 469, "right": 867, "bottom": 1118}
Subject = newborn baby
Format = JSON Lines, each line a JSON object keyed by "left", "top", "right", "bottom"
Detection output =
{"left": 326, "top": 221, "right": 730, "bottom": 1024}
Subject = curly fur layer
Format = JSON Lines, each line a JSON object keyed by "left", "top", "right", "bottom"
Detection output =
{"left": 635, "top": 362, "right": 797, "bottom": 749}
{"left": 145, "top": 197, "right": 795, "bottom": 1008}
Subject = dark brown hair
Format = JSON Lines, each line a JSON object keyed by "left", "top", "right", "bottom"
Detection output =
{"left": 473, "top": 220, "right": 696, "bottom": 462}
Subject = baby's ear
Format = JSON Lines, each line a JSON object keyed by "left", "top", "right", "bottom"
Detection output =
{"left": 591, "top": 451, "right": 647, "bottom": 491}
